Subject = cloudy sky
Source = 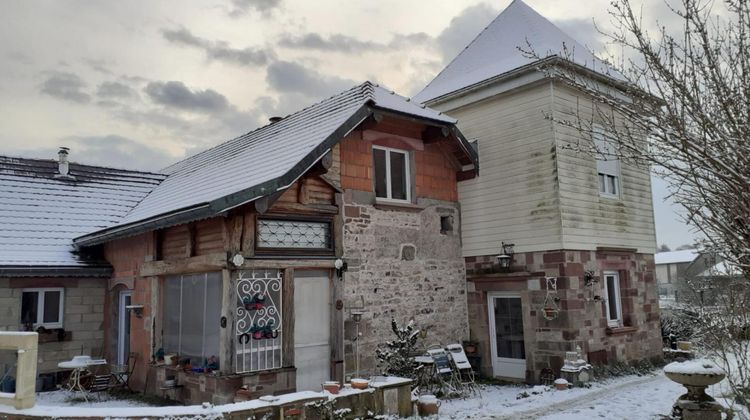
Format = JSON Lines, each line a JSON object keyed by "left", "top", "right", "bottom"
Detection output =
{"left": 0, "top": 0, "right": 698, "bottom": 248}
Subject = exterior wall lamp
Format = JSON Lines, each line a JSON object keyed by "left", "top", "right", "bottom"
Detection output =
{"left": 335, "top": 258, "right": 348, "bottom": 279}
{"left": 496, "top": 242, "right": 515, "bottom": 271}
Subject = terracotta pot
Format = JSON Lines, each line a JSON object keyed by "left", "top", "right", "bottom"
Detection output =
{"left": 350, "top": 378, "right": 370, "bottom": 390}
{"left": 417, "top": 395, "right": 440, "bottom": 416}
{"left": 323, "top": 381, "right": 340, "bottom": 394}
{"left": 464, "top": 345, "right": 476, "bottom": 354}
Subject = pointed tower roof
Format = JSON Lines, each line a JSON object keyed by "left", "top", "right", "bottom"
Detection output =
{"left": 414, "top": 0, "right": 623, "bottom": 104}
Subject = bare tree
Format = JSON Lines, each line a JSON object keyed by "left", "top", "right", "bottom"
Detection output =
{"left": 533, "top": 0, "right": 750, "bottom": 408}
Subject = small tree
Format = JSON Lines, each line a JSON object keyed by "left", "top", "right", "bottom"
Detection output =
{"left": 375, "top": 318, "right": 421, "bottom": 380}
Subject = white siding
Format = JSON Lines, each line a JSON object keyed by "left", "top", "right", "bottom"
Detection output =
{"left": 552, "top": 83, "right": 656, "bottom": 253}
{"left": 441, "top": 83, "right": 563, "bottom": 256}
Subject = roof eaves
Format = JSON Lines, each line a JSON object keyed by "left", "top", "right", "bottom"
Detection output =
{"left": 73, "top": 203, "right": 214, "bottom": 247}
{"left": 208, "top": 103, "right": 374, "bottom": 213}
{"left": 0, "top": 265, "right": 113, "bottom": 278}
{"left": 75, "top": 103, "right": 375, "bottom": 247}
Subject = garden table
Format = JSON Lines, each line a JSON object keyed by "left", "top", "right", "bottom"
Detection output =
{"left": 57, "top": 356, "right": 107, "bottom": 402}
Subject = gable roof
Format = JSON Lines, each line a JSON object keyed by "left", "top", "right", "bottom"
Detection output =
{"left": 75, "top": 81, "right": 477, "bottom": 247}
{"left": 414, "top": 0, "right": 624, "bottom": 104}
{"left": 654, "top": 249, "right": 699, "bottom": 265}
{"left": 0, "top": 156, "right": 164, "bottom": 276}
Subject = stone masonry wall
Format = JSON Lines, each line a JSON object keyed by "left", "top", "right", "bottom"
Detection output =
{"left": 466, "top": 249, "right": 662, "bottom": 382}
{"left": 0, "top": 277, "right": 105, "bottom": 375}
{"left": 342, "top": 193, "right": 468, "bottom": 377}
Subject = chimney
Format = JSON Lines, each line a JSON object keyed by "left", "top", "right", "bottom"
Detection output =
{"left": 54, "top": 147, "right": 76, "bottom": 180}
{"left": 269, "top": 116, "right": 282, "bottom": 124}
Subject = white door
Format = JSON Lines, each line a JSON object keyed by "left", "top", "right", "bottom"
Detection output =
{"left": 117, "top": 291, "right": 132, "bottom": 365}
{"left": 294, "top": 271, "right": 331, "bottom": 391}
{"left": 488, "top": 294, "right": 526, "bottom": 379}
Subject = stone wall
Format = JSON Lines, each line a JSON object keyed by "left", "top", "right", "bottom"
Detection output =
{"left": 466, "top": 249, "right": 662, "bottom": 382}
{"left": 0, "top": 277, "right": 105, "bottom": 375}
{"left": 342, "top": 191, "right": 469, "bottom": 376}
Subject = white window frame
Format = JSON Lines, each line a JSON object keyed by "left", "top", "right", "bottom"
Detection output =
{"left": 603, "top": 271, "right": 622, "bottom": 327}
{"left": 593, "top": 124, "right": 621, "bottom": 199}
{"left": 21, "top": 287, "right": 64, "bottom": 329}
{"left": 372, "top": 145, "right": 411, "bottom": 203}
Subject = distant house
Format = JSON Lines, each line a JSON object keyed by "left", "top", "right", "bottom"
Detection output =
{"left": 0, "top": 152, "right": 163, "bottom": 381}
{"left": 61, "top": 82, "right": 477, "bottom": 403}
{"left": 654, "top": 249, "right": 700, "bottom": 300}
{"left": 415, "top": 0, "right": 662, "bottom": 381}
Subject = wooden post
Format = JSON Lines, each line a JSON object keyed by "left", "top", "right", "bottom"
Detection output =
{"left": 220, "top": 269, "right": 234, "bottom": 374}
{"left": 242, "top": 211, "right": 256, "bottom": 255}
{"left": 282, "top": 268, "right": 295, "bottom": 368}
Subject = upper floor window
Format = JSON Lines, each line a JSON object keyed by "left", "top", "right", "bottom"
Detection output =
{"left": 21, "top": 288, "right": 64, "bottom": 329}
{"left": 593, "top": 124, "right": 621, "bottom": 198}
{"left": 373, "top": 146, "right": 411, "bottom": 202}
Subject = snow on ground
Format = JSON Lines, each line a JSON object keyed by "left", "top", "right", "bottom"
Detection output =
{"left": 35, "top": 389, "right": 153, "bottom": 409}
{"left": 439, "top": 370, "right": 742, "bottom": 419}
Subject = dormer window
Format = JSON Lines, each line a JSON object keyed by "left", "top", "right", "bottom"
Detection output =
{"left": 373, "top": 146, "right": 411, "bottom": 202}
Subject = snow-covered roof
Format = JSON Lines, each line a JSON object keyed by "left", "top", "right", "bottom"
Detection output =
{"left": 0, "top": 156, "right": 164, "bottom": 273}
{"left": 654, "top": 249, "right": 699, "bottom": 265}
{"left": 413, "top": 0, "right": 624, "bottom": 104}
{"left": 75, "top": 81, "right": 473, "bottom": 246}
{"left": 698, "top": 260, "right": 742, "bottom": 278}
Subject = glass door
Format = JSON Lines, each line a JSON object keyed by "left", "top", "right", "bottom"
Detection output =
{"left": 117, "top": 291, "right": 132, "bottom": 365}
{"left": 488, "top": 294, "right": 526, "bottom": 379}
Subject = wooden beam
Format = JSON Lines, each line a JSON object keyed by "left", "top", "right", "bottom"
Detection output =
{"left": 139, "top": 252, "right": 227, "bottom": 277}
{"left": 267, "top": 202, "right": 339, "bottom": 215}
{"left": 282, "top": 268, "right": 294, "bottom": 368}
{"left": 223, "top": 213, "right": 244, "bottom": 254}
{"left": 236, "top": 258, "right": 336, "bottom": 270}
{"left": 422, "top": 125, "right": 450, "bottom": 143}
{"left": 241, "top": 211, "right": 256, "bottom": 254}
{"left": 219, "top": 269, "right": 234, "bottom": 374}
{"left": 185, "top": 223, "right": 196, "bottom": 258}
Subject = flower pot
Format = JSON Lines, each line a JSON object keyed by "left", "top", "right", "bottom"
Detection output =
{"left": 322, "top": 381, "right": 340, "bottom": 394}
{"left": 543, "top": 307, "right": 558, "bottom": 319}
{"left": 350, "top": 378, "right": 370, "bottom": 390}
{"left": 164, "top": 353, "right": 178, "bottom": 366}
{"left": 554, "top": 378, "right": 569, "bottom": 390}
{"left": 677, "top": 341, "right": 692, "bottom": 351}
{"left": 417, "top": 395, "right": 440, "bottom": 416}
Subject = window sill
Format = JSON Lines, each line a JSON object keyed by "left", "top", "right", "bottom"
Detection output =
{"left": 374, "top": 199, "right": 424, "bottom": 212}
{"left": 606, "top": 326, "right": 637, "bottom": 336}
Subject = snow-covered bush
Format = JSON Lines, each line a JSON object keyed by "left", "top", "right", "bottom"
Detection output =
{"left": 375, "top": 318, "right": 421, "bottom": 381}
{"left": 660, "top": 309, "right": 698, "bottom": 343}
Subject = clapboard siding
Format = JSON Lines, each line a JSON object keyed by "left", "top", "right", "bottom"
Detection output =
{"left": 441, "top": 83, "right": 563, "bottom": 256}
{"left": 552, "top": 82, "right": 656, "bottom": 253}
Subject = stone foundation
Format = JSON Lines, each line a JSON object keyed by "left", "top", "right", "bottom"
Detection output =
{"left": 342, "top": 192, "right": 468, "bottom": 376}
{"left": 466, "top": 249, "right": 662, "bottom": 382}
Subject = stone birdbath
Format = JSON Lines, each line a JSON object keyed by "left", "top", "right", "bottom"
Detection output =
{"left": 664, "top": 359, "right": 727, "bottom": 420}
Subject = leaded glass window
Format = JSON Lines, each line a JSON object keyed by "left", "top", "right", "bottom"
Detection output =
{"left": 256, "top": 219, "right": 331, "bottom": 250}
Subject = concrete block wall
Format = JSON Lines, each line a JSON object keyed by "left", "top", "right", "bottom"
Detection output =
{"left": 0, "top": 277, "right": 106, "bottom": 374}
{"left": 342, "top": 193, "right": 469, "bottom": 376}
{"left": 466, "top": 249, "right": 662, "bottom": 382}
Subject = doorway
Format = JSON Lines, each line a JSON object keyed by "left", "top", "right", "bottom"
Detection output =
{"left": 487, "top": 293, "right": 526, "bottom": 379}
{"left": 293, "top": 270, "right": 331, "bottom": 391}
{"left": 117, "top": 291, "right": 132, "bottom": 365}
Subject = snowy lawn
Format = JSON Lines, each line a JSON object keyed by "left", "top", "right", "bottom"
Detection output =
{"left": 439, "top": 370, "right": 745, "bottom": 419}
{"left": 34, "top": 389, "right": 156, "bottom": 409}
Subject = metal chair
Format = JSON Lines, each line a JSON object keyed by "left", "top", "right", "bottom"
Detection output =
{"left": 111, "top": 352, "right": 137, "bottom": 390}
{"left": 446, "top": 343, "right": 479, "bottom": 396}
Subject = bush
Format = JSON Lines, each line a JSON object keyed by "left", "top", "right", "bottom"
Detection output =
{"left": 660, "top": 309, "right": 698, "bottom": 342}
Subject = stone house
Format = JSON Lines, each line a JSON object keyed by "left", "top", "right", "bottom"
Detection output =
{"left": 0, "top": 153, "right": 163, "bottom": 382}
{"left": 64, "top": 82, "right": 477, "bottom": 403}
{"left": 414, "top": 0, "right": 663, "bottom": 382}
